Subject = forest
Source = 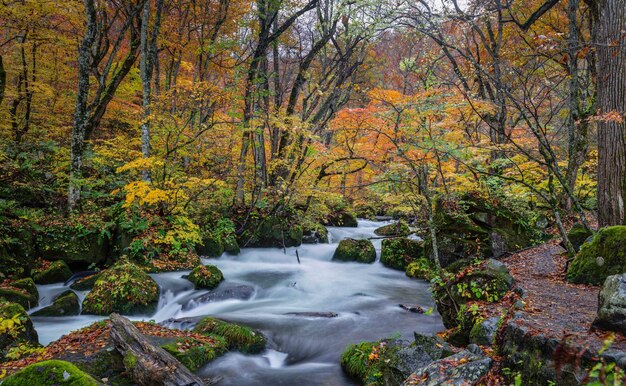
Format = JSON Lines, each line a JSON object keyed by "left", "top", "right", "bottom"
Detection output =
{"left": 0, "top": 0, "right": 625, "bottom": 385}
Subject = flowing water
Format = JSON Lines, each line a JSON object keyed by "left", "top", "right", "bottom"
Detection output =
{"left": 30, "top": 220, "right": 443, "bottom": 385}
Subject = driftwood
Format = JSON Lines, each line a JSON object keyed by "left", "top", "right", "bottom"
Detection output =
{"left": 110, "top": 313, "right": 220, "bottom": 386}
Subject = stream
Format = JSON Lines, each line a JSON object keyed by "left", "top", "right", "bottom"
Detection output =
{"left": 29, "top": 219, "right": 443, "bottom": 385}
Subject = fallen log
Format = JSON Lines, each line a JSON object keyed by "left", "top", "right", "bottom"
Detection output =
{"left": 110, "top": 313, "right": 220, "bottom": 386}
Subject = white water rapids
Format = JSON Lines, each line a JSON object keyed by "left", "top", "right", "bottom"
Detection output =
{"left": 30, "top": 220, "right": 443, "bottom": 385}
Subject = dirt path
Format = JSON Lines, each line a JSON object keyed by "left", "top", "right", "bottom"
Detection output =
{"left": 502, "top": 242, "right": 626, "bottom": 351}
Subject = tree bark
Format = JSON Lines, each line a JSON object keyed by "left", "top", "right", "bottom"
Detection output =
{"left": 593, "top": 0, "right": 626, "bottom": 226}
{"left": 109, "top": 313, "right": 215, "bottom": 386}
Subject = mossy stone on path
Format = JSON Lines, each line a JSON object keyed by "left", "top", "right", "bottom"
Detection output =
{"left": 1, "top": 360, "right": 99, "bottom": 386}
{"left": 567, "top": 226, "right": 626, "bottom": 285}
{"left": 332, "top": 238, "right": 376, "bottom": 264}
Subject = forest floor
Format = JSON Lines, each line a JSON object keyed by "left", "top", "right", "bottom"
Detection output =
{"left": 501, "top": 241, "right": 626, "bottom": 352}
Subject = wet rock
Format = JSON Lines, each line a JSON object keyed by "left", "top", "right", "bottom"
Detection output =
{"left": 32, "top": 290, "right": 80, "bottom": 317}
{"left": 196, "top": 233, "right": 224, "bottom": 257}
{"left": 240, "top": 215, "right": 303, "bottom": 248}
{"left": 332, "top": 238, "right": 376, "bottom": 264}
{"left": 399, "top": 304, "right": 425, "bottom": 313}
{"left": 285, "top": 312, "right": 338, "bottom": 318}
{"left": 302, "top": 223, "right": 329, "bottom": 244}
{"left": 68, "top": 271, "right": 101, "bottom": 290}
{"left": 185, "top": 284, "right": 254, "bottom": 309}
{"left": 160, "top": 336, "right": 228, "bottom": 372}
{"left": 32, "top": 260, "right": 73, "bottom": 284}
{"left": 402, "top": 350, "right": 492, "bottom": 386}
{"left": 593, "top": 273, "right": 626, "bottom": 334}
{"left": 567, "top": 226, "right": 626, "bottom": 285}
{"left": 0, "top": 301, "right": 39, "bottom": 361}
{"left": 185, "top": 264, "right": 224, "bottom": 290}
{"left": 0, "top": 278, "right": 38, "bottom": 310}
{"left": 381, "top": 238, "right": 424, "bottom": 270}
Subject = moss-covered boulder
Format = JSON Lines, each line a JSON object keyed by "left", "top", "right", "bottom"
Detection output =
{"left": 380, "top": 238, "right": 423, "bottom": 270}
{"left": 161, "top": 336, "right": 228, "bottom": 371}
{"left": 82, "top": 262, "right": 159, "bottom": 316}
{"left": 332, "top": 239, "right": 376, "bottom": 264}
{"left": 0, "top": 301, "right": 39, "bottom": 361}
{"left": 0, "top": 279, "right": 38, "bottom": 310}
{"left": 434, "top": 259, "right": 514, "bottom": 333}
{"left": 196, "top": 233, "right": 224, "bottom": 257}
{"left": 69, "top": 273, "right": 101, "bottom": 291}
{"left": 374, "top": 221, "right": 411, "bottom": 237}
{"left": 186, "top": 265, "right": 224, "bottom": 290}
{"left": 567, "top": 223, "right": 593, "bottom": 253}
{"left": 325, "top": 210, "right": 358, "bottom": 227}
{"left": 32, "top": 260, "right": 73, "bottom": 284}
{"left": 405, "top": 258, "right": 438, "bottom": 281}
{"left": 566, "top": 226, "right": 626, "bottom": 285}
{"left": 1, "top": 360, "right": 99, "bottom": 385}
{"left": 223, "top": 237, "right": 240, "bottom": 255}
{"left": 32, "top": 290, "right": 80, "bottom": 317}
{"left": 194, "top": 317, "right": 266, "bottom": 354}
{"left": 302, "top": 223, "right": 329, "bottom": 244}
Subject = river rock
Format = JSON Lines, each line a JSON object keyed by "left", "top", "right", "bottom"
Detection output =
{"left": 186, "top": 264, "right": 224, "bottom": 290}
{"left": 593, "top": 273, "right": 626, "bottom": 334}
{"left": 399, "top": 304, "right": 425, "bottom": 313}
{"left": 567, "top": 226, "right": 626, "bottom": 285}
{"left": 32, "top": 260, "right": 73, "bottom": 284}
{"left": 185, "top": 284, "right": 255, "bottom": 309}
{"left": 32, "top": 290, "right": 80, "bottom": 317}
{"left": 302, "top": 223, "right": 329, "bottom": 244}
{"left": 0, "top": 278, "right": 39, "bottom": 310}
{"left": 82, "top": 261, "right": 159, "bottom": 316}
{"left": 375, "top": 221, "right": 411, "bottom": 237}
{"left": 402, "top": 350, "right": 492, "bottom": 386}
{"left": 325, "top": 210, "right": 358, "bottom": 227}
{"left": 0, "top": 301, "right": 39, "bottom": 361}
{"left": 285, "top": 312, "right": 338, "bottom": 318}
{"left": 0, "top": 360, "right": 99, "bottom": 386}
{"left": 332, "top": 238, "right": 376, "bottom": 263}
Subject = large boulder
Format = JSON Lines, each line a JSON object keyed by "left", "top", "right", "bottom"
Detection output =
{"left": 186, "top": 265, "right": 224, "bottom": 290}
{"left": 82, "top": 262, "right": 159, "bottom": 316}
{"left": 0, "top": 278, "right": 38, "bottom": 310}
{"left": 374, "top": 221, "right": 411, "bottom": 237}
{"left": 402, "top": 349, "right": 492, "bottom": 386}
{"left": 31, "top": 260, "right": 73, "bottom": 284}
{"left": 32, "top": 290, "right": 80, "bottom": 317}
{"left": 0, "top": 301, "right": 39, "bottom": 361}
{"left": 566, "top": 223, "right": 593, "bottom": 252}
{"left": 332, "top": 238, "right": 376, "bottom": 264}
{"left": 193, "top": 317, "right": 266, "bottom": 354}
{"left": 592, "top": 273, "right": 626, "bottom": 334}
{"left": 381, "top": 238, "right": 424, "bottom": 270}
{"left": 1, "top": 360, "right": 99, "bottom": 385}
{"left": 567, "top": 226, "right": 626, "bottom": 285}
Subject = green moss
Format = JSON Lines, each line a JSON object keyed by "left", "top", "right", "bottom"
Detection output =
{"left": 567, "top": 226, "right": 626, "bottom": 285}
{"left": 10, "top": 278, "right": 39, "bottom": 302}
{"left": 405, "top": 258, "right": 438, "bottom": 281}
{"left": 340, "top": 340, "right": 402, "bottom": 386}
{"left": 341, "top": 341, "right": 376, "bottom": 381}
{"left": 187, "top": 265, "right": 224, "bottom": 290}
{"left": 32, "top": 290, "right": 80, "bottom": 317}
{"left": 380, "top": 238, "right": 423, "bottom": 270}
{"left": 332, "top": 238, "right": 376, "bottom": 264}
{"left": 223, "top": 236, "right": 240, "bottom": 255}
{"left": 0, "top": 286, "right": 38, "bottom": 310}
{"left": 81, "top": 261, "right": 159, "bottom": 316}
{"left": 326, "top": 211, "right": 358, "bottom": 227}
{"left": 123, "top": 351, "right": 137, "bottom": 370}
{"left": 196, "top": 233, "right": 224, "bottom": 257}
{"left": 32, "top": 260, "right": 73, "bottom": 284}
{"left": 194, "top": 317, "right": 266, "bottom": 354}
{"left": 374, "top": 221, "right": 410, "bottom": 237}
{"left": 567, "top": 223, "right": 593, "bottom": 252}
{"left": 70, "top": 273, "right": 101, "bottom": 291}
{"left": 1, "top": 360, "right": 99, "bottom": 385}
{"left": 161, "top": 336, "right": 227, "bottom": 371}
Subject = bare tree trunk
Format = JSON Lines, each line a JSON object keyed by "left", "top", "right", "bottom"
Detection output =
{"left": 419, "top": 165, "right": 441, "bottom": 271}
{"left": 593, "top": 0, "right": 626, "bottom": 226}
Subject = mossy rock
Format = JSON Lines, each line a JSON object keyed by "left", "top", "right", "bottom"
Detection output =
{"left": 196, "top": 233, "right": 224, "bottom": 257}
{"left": 251, "top": 216, "right": 303, "bottom": 248}
{"left": 81, "top": 262, "right": 159, "bottom": 316}
{"left": 325, "top": 211, "right": 358, "bottom": 227}
{"left": 32, "top": 260, "right": 73, "bottom": 284}
{"left": 0, "top": 301, "right": 39, "bottom": 361}
{"left": 223, "top": 236, "right": 240, "bottom": 255}
{"left": 194, "top": 317, "right": 266, "bottom": 354}
{"left": 9, "top": 278, "right": 39, "bottom": 302}
{"left": 302, "top": 223, "right": 329, "bottom": 244}
{"left": 0, "top": 282, "right": 38, "bottom": 310}
{"left": 1, "top": 360, "right": 99, "bottom": 385}
{"left": 35, "top": 220, "right": 109, "bottom": 266}
{"left": 567, "top": 223, "right": 593, "bottom": 252}
{"left": 567, "top": 226, "right": 626, "bottom": 285}
{"left": 186, "top": 265, "right": 224, "bottom": 290}
{"left": 32, "top": 290, "right": 80, "bottom": 317}
{"left": 161, "top": 336, "right": 228, "bottom": 371}
{"left": 374, "top": 221, "right": 411, "bottom": 237}
{"left": 70, "top": 273, "right": 101, "bottom": 291}
{"left": 332, "top": 239, "right": 376, "bottom": 264}
{"left": 380, "top": 238, "right": 423, "bottom": 270}
{"left": 406, "top": 258, "right": 438, "bottom": 281}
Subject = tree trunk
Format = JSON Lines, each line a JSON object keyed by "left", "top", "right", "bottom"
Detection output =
{"left": 594, "top": 0, "right": 626, "bottom": 226}
{"left": 109, "top": 313, "right": 216, "bottom": 386}
{"left": 0, "top": 55, "right": 5, "bottom": 106}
